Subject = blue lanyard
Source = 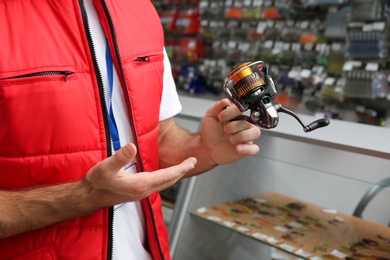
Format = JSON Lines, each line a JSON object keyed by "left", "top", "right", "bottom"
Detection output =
{"left": 105, "top": 40, "right": 121, "bottom": 151}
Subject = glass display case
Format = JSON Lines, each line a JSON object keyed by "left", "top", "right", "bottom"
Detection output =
{"left": 160, "top": 113, "right": 203, "bottom": 227}
{"left": 166, "top": 95, "right": 390, "bottom": 260}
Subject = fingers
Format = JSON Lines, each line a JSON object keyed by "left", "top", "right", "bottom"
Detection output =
{"left": 223, "top": 120, "right": 254, "bottom": 134}
{"left": 102, "top": 143, "right": 137, "bottom": 173}
{"left": 85, "top": 149, "right": 196, "bottom": 206}
{"left": 228, "top": 124, "right": 261, "bottom": 156}
{"left": 215, "top": 99, "right": 261, "bottom": 156}
{"left": 217, "top": 99, "right": 242, "bottom": 122}
{"left": 220, "top": 106, "right": 261, "bottom": 144}
{"left": 207, "top": 98, "right": 231, "bottom": 119}
{"left": 236, "top": 143, "right": 260, "bottom": 155}
{"left": 150, "top": 157, "right": 197, "bottom": 190}
{"left": 229, "top": 126, "right": 261, "bottom": 144}
{"left": 130, "top": 157, "right": 197, "bottom": 198}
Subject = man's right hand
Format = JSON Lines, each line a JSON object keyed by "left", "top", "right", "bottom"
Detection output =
{"left": 83, "top": 142, "right": 197, "bottom": 208}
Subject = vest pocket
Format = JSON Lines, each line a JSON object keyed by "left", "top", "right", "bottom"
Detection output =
{"left": 0, "top": 67, "right": 76, "bottom": 87}
{"left": 122, "top": 51, "right": 164, "bottom": 133}
{"left": 0, "top": 66, "right": 100, "bottom": 159}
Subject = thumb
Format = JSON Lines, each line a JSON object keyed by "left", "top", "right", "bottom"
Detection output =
{"left": 206, "top": 98, "right": 231, "bottom": 118}
{"left": 106, "top": 143, "right": 137, "bottom": 172}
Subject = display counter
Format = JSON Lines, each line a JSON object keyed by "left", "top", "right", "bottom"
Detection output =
{"left": 165, "top": 94, "right": 390, "bottom": 260}
{"left": 192, "top": 192, "right": 390, "bottom": 259}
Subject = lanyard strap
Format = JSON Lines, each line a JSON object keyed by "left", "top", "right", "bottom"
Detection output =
{"left": 106, "top": 40, "right": 121, "bottom": 151}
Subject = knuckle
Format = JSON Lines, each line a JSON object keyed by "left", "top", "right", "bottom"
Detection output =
{"left": 229, "top": 134, "right": 238, "bottom": 144}
{"left": 163, "top": 172, "right": 177, "bottom": 185}
{"left": 224, "top": 123, "right": 232, "bottom": 134}
{"left": 133, "top": 181, "right": 149, "bottom": 196}
{"left": 251, "top": 128, "right": 261, "bottom": 139}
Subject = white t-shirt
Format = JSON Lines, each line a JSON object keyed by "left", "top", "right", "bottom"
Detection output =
{"left": 84, "top": 1, "right": 182, "bottom": 259}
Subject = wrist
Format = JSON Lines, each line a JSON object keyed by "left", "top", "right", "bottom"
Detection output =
{"left": 184, "top": 134, "right": 218, "bottom": 177}
{"left": 79, "top": 176, "right": 111, "bottom": 212}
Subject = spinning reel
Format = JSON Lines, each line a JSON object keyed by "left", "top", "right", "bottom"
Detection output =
{"left": 223, "top": 61, "right": 330, "bottom": 132}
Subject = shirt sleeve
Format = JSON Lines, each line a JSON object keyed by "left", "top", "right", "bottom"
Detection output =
{"left": 159, "top": 47, "right": 182, "bottom": 121}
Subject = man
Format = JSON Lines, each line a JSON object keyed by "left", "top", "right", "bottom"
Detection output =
{"left": 0, "top": 0, "right": 261, "bottom": 259}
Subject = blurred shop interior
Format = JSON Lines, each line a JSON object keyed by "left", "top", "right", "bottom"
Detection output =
{"left": 152, "top": 1, "right": 390, "bottom": 260}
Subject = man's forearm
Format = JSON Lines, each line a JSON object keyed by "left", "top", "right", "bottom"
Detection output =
{"left": 0, "top": 180, "right": 96, "bottom": 239}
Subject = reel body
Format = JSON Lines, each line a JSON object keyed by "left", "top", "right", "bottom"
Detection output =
{"left": 223, "top": 61, "right": 330, "bottom": 132}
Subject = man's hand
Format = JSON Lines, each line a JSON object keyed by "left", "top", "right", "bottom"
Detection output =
{"left": 199, "top": 98, "right": 261, "bottom": 166}
{"left": 83, "top": 143, "right": 197, "bottom": 208}
{"left": 158, "top": 98, "right": 261, "bottom": 177}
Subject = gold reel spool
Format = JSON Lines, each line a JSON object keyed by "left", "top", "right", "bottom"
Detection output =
{"left": 226, "top": 62, "right": 266, "bottom": 98}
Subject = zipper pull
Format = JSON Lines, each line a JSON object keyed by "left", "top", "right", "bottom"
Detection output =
{"left": 134, "top": 56, "right": 150, "bottom": 62}
{"left": 64, "top": 71, "right": 73, "bottom": 82}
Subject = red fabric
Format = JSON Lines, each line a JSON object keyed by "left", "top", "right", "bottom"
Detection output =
{"left": 0, "top": 0, "right": 169, "bottom": 259}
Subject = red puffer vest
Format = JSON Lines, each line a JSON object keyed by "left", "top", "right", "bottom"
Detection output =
{"left": 0, "top": 0, "right": 169, "bottom": 259}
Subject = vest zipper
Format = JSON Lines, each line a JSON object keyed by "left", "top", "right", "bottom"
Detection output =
{"left": 78, "top": 2, "right": 115, "bottom": 259}
{"left": 100, "top": 1, "right": 165, "bottom": 259}
{"left": 78, "top": 0, "right": 112, "bottom": 155}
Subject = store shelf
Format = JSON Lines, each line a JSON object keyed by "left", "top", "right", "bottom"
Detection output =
{"left": 191, "top": 192, "right": 390, "bottom": 259}
{"left": 157, "top": 0, "right": 390, "bottom": 128}
{"left": 162, "top": 200, "right": 175, "bottom": 209}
